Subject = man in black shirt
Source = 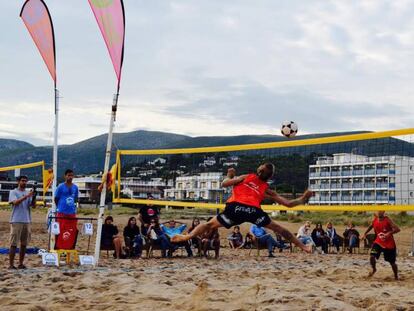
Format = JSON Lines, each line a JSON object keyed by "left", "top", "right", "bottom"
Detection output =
{"left": 138, "top": 194, "right": 160, "bottom": 235}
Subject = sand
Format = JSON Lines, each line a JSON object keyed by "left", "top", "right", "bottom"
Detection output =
{"left": 1, "top": 210, "right": 414, "bottom": 311}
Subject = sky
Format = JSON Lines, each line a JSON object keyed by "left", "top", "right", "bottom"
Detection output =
{"left": 1, "top": 1, "right": 414, "bottom": 146}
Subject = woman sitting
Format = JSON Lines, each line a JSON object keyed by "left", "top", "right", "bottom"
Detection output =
{"left": 147, "top": 218, "right": 170, "bottom": 258}
{"left": 201, "top": 217, "right": 220, "bottom": 259}
{"left": 228, "top": 225, "right": 244, "bottom": 249}
{"left": 311, "top": 223, "right": 329, "bottom": 254}
{"left": 188, "top": 218, "right": 202, "bottom": 254}
{"left": 101, "top": 216, "right": 122, "bottom": 259}
{"left": 123, "top": 217, "right": 143, "bottom": 258}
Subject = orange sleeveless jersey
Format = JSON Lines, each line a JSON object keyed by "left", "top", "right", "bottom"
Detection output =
{"left": 373, "top": 216, "right": 396, "bottom": 249}
{"left": 226, "top": 173, "right": 269, "bottom": 208}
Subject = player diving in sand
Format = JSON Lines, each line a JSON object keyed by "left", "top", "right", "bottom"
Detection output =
{"left": 172, "top": 163, "right": 313, "bottom": 253}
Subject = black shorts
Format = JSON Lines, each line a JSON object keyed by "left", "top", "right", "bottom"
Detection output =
{"left": 370, "top": 243, "right": 397, "bottom": 264}
{"left": 217, "top": 202, "right": 271, "bottom": 229}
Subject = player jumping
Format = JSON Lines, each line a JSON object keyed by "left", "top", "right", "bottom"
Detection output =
{"left": 172, "top": 163, "right": 313, "bottom": 253}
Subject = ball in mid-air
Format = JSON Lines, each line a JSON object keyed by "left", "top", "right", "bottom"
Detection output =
{"left": 281, "top": 121, "right": 298, "bottom": 138}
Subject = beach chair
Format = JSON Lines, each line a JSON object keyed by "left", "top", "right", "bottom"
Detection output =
{"left": 363, "top": 234, "right": 376, "bottom": 254}
{"left": 328, "top": 235, "right": 344, "bottom": 253}
{"left": 343, "top": 237, "right": 360, "bottom": 254}
{"left": 100, "top": 243, "right": 115, "bottom": 258}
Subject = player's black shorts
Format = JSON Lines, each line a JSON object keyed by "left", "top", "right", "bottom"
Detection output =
{"left": 370, "top": 243, "right": 397, "bottom": 264}
{"left": 217, "top": 202, "right": 271, "bottom": 229}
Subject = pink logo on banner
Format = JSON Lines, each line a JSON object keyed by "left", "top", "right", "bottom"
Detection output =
{"left": 20, "top": 0, "right": 56, "bottom": 83}
{"left": 88, "top": 0, "right": 125, "bottom": 84}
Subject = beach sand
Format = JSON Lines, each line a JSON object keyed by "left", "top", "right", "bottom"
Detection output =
{"left": 1, "top": 210, "right": 414, "bottom": 311}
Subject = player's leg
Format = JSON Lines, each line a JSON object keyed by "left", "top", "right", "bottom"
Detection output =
{"left": 368, "top": 243, "right": 380, "bottom": 277}
{"left": 384, "top": 248, "right": 398, "bottom": 280}
{"left": 171, "top": 216, "right": 223, "bottom": 242}
{"left": 265, "top": 220, "right": 311, "bottom": 253}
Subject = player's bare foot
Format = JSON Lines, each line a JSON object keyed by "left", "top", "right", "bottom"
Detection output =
{"left": 171, "top": 234, "right": 190, "bottom": 243}
{"left": 301, "top": 244, "right": 312, "bottom": 254}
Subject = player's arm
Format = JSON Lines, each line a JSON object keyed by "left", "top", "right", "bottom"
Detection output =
{"left": 386, "top": 218, "right": 400, "bottom": 237}
{"left": 222, "top": 175, "right": 247, "bottom": 187}
{"left": 265, "top": 189, "right": 313, "bottom": 208}
{"left": 361, "top": 224, "right": 373, "bottom": 240}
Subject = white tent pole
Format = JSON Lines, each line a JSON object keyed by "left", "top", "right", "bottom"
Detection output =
{"left": 49, "top": 87, "right": 59, "bottom": 251}
{"left": 94, "top": 91, "right": 119, "bottom": 265}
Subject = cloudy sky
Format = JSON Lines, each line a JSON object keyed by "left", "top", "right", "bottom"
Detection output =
{"left": 1, "top": 1, "right": 414, "bottom": 146}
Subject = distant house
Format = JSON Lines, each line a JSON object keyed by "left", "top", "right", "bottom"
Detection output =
{"left": 164, "top": 172, "right": 230, "bottom": 202}
{"left": 148, "top": 157, "right": 167, "bottom": 165}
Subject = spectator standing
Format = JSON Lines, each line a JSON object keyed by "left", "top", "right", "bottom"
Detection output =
{"left": 8, "top": 175, "right": 36, "bottom": 269}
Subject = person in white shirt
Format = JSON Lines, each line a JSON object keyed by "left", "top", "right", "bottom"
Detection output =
{"left": 297, "top": 221, "right": 315, "bottom": 246}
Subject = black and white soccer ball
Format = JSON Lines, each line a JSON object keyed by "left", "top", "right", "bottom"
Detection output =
{"left": 281, "top": 121, "right": 298, "bottom": 138}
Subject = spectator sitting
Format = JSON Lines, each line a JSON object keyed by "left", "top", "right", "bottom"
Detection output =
{"left": 147, "top": 218, "right": 170, "bottom": 258}
{"left": 101, "top": 216, "right": 123, "bottom": 259}
{"left": 343, "top": 222, "right": 360, "bottom": 253}
{"left": 250, "top": 224, "right": 287, "bottom": 257}
{"left": 243, "top": 232, "right": 254, "bottom": 249}
{"left": 201, "top": 217, "right": 220, "bottom": 259}
{"left": 297, "top": 221, "right": 315, "bottom": 246}
{"left": 228, "top": 225, "right": 244, "bottom": 249}
{"left": 311, "top": 223, "right": 329, "bottom": 254}
{"left": 123, "top": 217, "right": 143, "bottom": 258}
{"left": 138, "top": 193, "right": 160, "bottom": 236}
{"left": 326, "top": 222, "right": 341, "bottom": 253}
{"left": 188, "top": 217, "right": 202, "bottom": 252}
{"left": 161, "top": 220, "right": 193, "bottom": 257}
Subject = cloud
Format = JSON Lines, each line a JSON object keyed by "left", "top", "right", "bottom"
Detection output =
{"left": 1, "top": 1, "right": 414, "bottom": 146}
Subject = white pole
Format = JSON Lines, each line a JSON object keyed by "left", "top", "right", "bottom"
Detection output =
{"left": 94, "top": 92, "right": 118, "bottom": 264}
{"left": 49, "top": 88, "right": 59, "bottom": 251}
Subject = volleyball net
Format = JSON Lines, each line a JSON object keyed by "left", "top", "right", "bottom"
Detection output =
{"left": 0, "top": 161, "right": 53, "bottom": 205}
{"left": 112, "top": 128, "right": 414, "bottom": 212}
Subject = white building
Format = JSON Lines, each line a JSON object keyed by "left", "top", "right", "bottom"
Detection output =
{"left": 121, "top": 177, "right": 173, "bottom": 199}
{"left": 164, "top": 172, "right": 228, "bottom": 202}
{"left": 199, "top": 157, "right": 216, "bottom": 167}
{"left": 309, "top": 153, "right": 414, "bottom": 205}
{"left": 148, "top": 157, "right": 167, "bottom": 166}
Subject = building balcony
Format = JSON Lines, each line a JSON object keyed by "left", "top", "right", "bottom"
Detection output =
{"left": 330, "top": 184, "right": 340, "bottom": 189}
{"left": 309, "top": 172, "right": 320, "bottom": 177}
{"left": 376, "top": 169, "right": 389, "bottom": 175}
{"left": 353, "top": 170, "right": 364, "bottom": 175}
{"left": 364, "top": 183, "right": 375, "bottom": 188}
{"left": 352, "top": 183, "right": 363, "bottom": 188}
{"left": 331, "top": 171, "right": 340, "bottom": 176}
{"left": 341, "top": 171, "right": 351, "bottom": 176}
{"left": 376, "top": 195, "right": 388, "bottom": 200}
{"left": 376, "top": 183, "right": 388, "bottom": 188}
{"left": 320, "top": 184, "right": 330, "bottom": 189}
{"left": 341, "top": 196, "right": 351, "bottom": 201}
{"left": 341, "top": 184, "right": 351, "bottom": 188}
{"left": 389, "top": 183, "right": 395, "bottom": 188}
{"left": 352, "top": 196, "right": 363, "bottom": 201}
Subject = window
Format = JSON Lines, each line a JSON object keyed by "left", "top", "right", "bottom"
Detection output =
{"left": 410, "top": 192, "right": 414, "bottom": 198}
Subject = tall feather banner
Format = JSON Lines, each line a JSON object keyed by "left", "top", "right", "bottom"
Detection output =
{"left": 20, "top": 0, "right": 56, "bottom": 85}
{"left": 88, "top": 0, "right": 125, "bottom": 88}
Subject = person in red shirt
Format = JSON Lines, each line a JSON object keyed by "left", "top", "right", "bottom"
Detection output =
{"left": 172, "top": 163, "right": 313, "bottom": 253}
{"left": 362, "top": 211, "right": 400, "bottom": 280}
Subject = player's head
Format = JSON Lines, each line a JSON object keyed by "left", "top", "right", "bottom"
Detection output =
{"left": 377, "top": 211, "right": 385, "bottom": 218}
{"left": 257, "top": 163, "right": 275, "bottom": 181}
{"left": 234, "top": 225, "right": 240, "bottom": 233}
{"left": 64, "top": 169, "right": 74, "bottom": 183}
{"left": 16, "top": 175, "right": 28, "bottom": 188}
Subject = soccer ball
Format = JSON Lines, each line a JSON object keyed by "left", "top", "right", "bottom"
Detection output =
{"left": 281, "top": 121, "right": 298, "bottom": 138}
